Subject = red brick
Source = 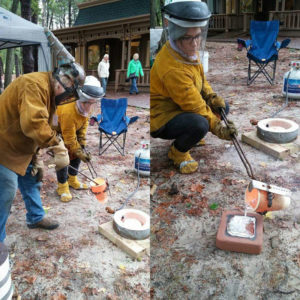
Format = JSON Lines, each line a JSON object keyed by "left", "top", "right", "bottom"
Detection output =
{"left": 216, "top": 210, "right": 263, "bottom": 254}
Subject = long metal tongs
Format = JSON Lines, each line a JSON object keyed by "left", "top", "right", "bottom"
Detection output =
{"left": 83, "top": 148, "right": 98, "bottom": 178}
{"left": 220, "top": 109, "right": 255, "bottom": 179}
{"left": 83, "top": 148, "right": 111, "bottom": 196}
{"left": 220, "top": 109, "right": 291, "bottom": 196}
{"left": 46, "top": 150, "right": 99, "bottom": 185}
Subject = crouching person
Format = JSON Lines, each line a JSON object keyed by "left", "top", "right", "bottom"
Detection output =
{"left": 0, "top": 62, "right": 85, "bottom": 242}
{"left": 54, "top": 76, "right": 104, "bottom": 202}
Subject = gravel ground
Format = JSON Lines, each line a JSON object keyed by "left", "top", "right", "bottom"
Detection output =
{"left": 150, "top": 42, "right": 300, "bottom": 300}
{"left": 5, "top": 101, "right": 150, "bottom": 300}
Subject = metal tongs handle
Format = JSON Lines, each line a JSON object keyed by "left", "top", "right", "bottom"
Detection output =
{"left": 46, "top": 150, "right": 99, "bottom": 185}
{"left": 83, "top": 148, "right": 98, "bottom": 178}
{"left": 82, "top": 148, "right": 111, "bottom": 197}
{"left": 220, "top": 109, "right": 255, "bottom": 179}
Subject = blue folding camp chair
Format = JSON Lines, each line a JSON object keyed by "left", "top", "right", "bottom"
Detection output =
{"left": 96, "top": 98, "right": 138, "bottom": 156}
{"left": 237, "top": 20, "right": 290, "bottom": 85}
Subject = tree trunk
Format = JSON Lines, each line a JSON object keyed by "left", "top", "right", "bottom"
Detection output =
{"left": 15, "top": 53, "right": 20, "bottom": 78}
{"left": 4, "top": 0, "right": 19, "bottom": 88}
{"left": 150, "top": 0, "right": 156, "bottom": 28}
{"left": 32, "top": 12, "right": 38, "bottom": 71}
{"left": 0, "top": 57, "right": 3, "bottom": 92}
{"left": 21, "top": 0, "right": 35, "bottom": 74}
{"left": 68, "top": 0, "right": 72, "bottom": 27}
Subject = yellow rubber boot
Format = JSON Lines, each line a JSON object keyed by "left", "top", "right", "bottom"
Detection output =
{"left": 68, "top": 175, "right": 88, "bottom": 190}
{"left": 168, "top": 144, "right": 198, "bottom": 174}
{"left": 56, "top": 182, "right": 72, "bottom": 202}
{"left": 196, "top": 139, "right": 205, "bottom": 146}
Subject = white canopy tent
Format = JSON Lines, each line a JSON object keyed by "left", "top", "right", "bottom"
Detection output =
{"left": 0, "top": 7, "right": 51, "bottom": 71}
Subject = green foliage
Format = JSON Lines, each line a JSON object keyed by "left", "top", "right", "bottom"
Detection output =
{"left": 151, "top": 0, "right": 164, "bottom": 28}
{"left": 209, "top": 203, "right": 219, "bottom": 210}
{"left": 39, "top": 0, "right": 85, "bottom": 29}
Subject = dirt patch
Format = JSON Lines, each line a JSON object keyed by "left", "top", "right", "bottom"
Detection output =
{"left": 151, "top": 42, "right": 300, "bottom": 299}
{"left": 6, "top": 104, "right": 150, "bottom": 299}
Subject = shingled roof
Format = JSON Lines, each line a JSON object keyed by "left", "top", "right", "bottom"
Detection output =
{"left": 74, "top": 0, "right": 150, "bottom": 26}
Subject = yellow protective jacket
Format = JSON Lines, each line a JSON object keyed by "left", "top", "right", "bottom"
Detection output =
{"left": 150, "top": 41, "right": 220, "bottom": 133}
{"left": 54, "top": 102, "right": 89, "bottom": 160}
{"left": 0, "top": 72, "right": 58, "bottom": 175}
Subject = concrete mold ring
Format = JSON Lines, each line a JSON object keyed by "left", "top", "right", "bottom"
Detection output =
{"left": 257, "top": 118, "right": 299, "bottom": 143}
{"left": 113, "top": 209, "right": 150, "bottom": 240}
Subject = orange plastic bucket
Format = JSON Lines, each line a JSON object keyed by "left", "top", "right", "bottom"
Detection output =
{"left": 245, "top": 186, "right": 290, "bottom": 213}
{"left": 91, "top": 178, "right": 107, "bottom": 203}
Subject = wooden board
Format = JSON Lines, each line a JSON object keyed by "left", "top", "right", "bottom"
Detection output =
{"left": 242, "top": 130, "right": 300, "bottom": 160}
{"left": 98, "top": 221, "right": 150, "bottom": 259}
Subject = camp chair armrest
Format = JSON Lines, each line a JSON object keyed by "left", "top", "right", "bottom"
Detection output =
{"left": 237, "top": 38, "right": 252, "bottom": 50}
{"left": 276, "top": 38, "right": 290, "bottom": 50}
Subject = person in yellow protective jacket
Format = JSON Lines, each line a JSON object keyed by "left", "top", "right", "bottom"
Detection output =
{"left": 151, "top": 0, "right": 237, "bottom": 174}
{"left": 54, "top": 76, "right": 104, "bottom": 202}
{"left": 0, "top": 62, "right": 86, "bottom": 242}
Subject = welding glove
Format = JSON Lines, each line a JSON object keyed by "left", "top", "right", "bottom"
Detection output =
{"left": 206, "top": 93, "right": 226, "bottom": 113}
{"left": 74, "top": 148, "right": 92, "bottom": 163}
{"left": 212, "top": 120, "right": 238, "bottom": 140}
{"left": 31, "top": 150, "right": 44, "bottom": 182}
{"left": 48, "top": 138, "right": 70, "bottom": 171}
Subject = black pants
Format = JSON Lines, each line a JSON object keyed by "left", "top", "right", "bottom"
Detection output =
{"left": 56, "top": 158, "right": 81, "bottom": 184}
{"left": 151, "top": 103, "right": 229, "bottom": 153}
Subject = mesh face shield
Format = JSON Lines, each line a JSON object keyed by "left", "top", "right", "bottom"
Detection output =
{"left": 77, "top": 75, "right": 104, "bottom": 102}
{"left": 162, "top": 0, "right": 211, "bottom": 65}
{"left": 53, "top": 62, "right": 86, "bottom": 106}
{"left": 167, "top": 21, "right": 209, "bottom": 64}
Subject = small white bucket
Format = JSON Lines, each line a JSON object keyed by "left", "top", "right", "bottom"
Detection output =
{"left": 0, "top": 243, "right": 13, "bottom": 300}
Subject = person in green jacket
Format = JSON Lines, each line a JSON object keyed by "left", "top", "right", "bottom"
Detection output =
{"left": 127, "top": 53, "right": 144, "bottom": 95}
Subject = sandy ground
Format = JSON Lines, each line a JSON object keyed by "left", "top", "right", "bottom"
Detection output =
{"left": 150, "top": 42, "right": 300, "bottom": 299}
{"left": 5, "top": 100, "right": 150, "bottom": 299}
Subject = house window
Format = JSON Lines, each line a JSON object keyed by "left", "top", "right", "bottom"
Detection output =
{"left": 240, "top": 0, "right": 254, "bottom": 13}
{"left": 87, "top": 45, "right": 100, "bottom": 70}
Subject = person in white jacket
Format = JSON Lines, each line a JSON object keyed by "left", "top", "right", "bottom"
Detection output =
{"left": 97, "top": 54, "right": 110, "bottom": 96}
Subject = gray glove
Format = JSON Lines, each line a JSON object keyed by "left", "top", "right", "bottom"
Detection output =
{"left": 48, "top": 138, "right": 70, "bottom": 171}
{"left": 74, "top": 148, "right": 92, "bottom": 163}
{"left": 212, "top": 120, "right": 238, "bottom": 140}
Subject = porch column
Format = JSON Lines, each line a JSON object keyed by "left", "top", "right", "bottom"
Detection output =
{"left": 282, "top": 0, "right": 286, "bottom": 11}
{"left": 276, "top": 0, "right": 279, "bottom": 11}
{"left": 121, "top": 39, "right": 126, "bottom": 69}
{"left": 82, "top": 41, "right": 87, "bottom": 71}
{"left": 243, "top": 14, "right": 247, "bottom": 32}
{"left": 225, "top": 15, "right": 229, "bottom": 32}
{"left": 127, "top": 38, "right": 131, "bottom": 64}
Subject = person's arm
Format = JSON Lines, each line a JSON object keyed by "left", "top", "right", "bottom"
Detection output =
{"left": 97, "top": 62, "right": 102, "bottom": 78}
{"left": 139, "top": 61, "right": 144, "bottom": 77}
{"left": 58, "top": 111, "right": 81, "bottom": 156}
{"left": 19, "top": 82, "right": 59, "bottom": 148}
{"left": 200, "top": 66, "right": 225, "bottom": 111}
{"left": 127, "top": 61, "right": 132, "bottom": 77}
{"left": 77, "top": 119, "right": 89, "bottom": 148}
{"left": 163, "top": 69, "right": 219, "bottom": 130}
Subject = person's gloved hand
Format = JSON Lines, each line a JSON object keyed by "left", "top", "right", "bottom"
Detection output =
{"left": 48, "top": 138, "right": 70, "bottom": 171}
{"left": 74, "top": 148, "right": 92, "bottom": 163}
{"left": 207, "top": 94, "right": 226, "bottom": 112}
{"left": 212, "top": 120, "right": 238, "bottom": 140}
{"left": 31, "top": 151, "right": 44, "bottom": 182}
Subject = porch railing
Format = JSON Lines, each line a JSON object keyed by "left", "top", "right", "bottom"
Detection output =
{"left": 114, "top": 68, "right": 150, "bottom": 93}
{"left": 209, "top": 14, "right": 243, "bottom": 32}
{"left": 209, "top": 14, "right": 226, "bottom": 31}
{"left": 269, "top": 10, "right": 300, "bottom": 30}
{"left": 242, "top": 12, "right": 255, "bottom": 32}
